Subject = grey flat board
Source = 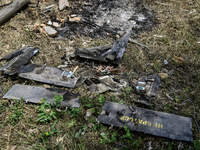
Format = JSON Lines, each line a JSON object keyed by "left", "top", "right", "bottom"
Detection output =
{"left": 3, "top": 84, "right": 80, "bottom": 108}
{"left": 18, "top": 64, "right": 77, "bottom": 88}
{"left": 98, "top": 101, "right": 193, "bottom": 142}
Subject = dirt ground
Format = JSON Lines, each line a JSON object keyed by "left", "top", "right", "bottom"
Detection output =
{"left": 0, "top": 0, "right": 200, "bottom": 149}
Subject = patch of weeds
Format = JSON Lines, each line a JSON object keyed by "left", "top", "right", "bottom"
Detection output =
{"left": 75, "top": 125, "right": 87, "bottom": 138}
{"left": 153, "top": 57, "right": 162, "bottom": 71}
{"left": 37, "top": 120, "right": 59, "bottom": 142}
{"left": 37, "top": 95, "right": 64, "bottom": 123}
{"left": 98, "top": 94, "right": 105, "bottom": 104}
{"left": 66, "top": 119, "right": 77, "bottom": 128}
{"left": 81, "top": 97, "right": 93, "bottom": 108}
{"left": 121, "top": 126, "right": 132, "bottom": 140}
{"left": 108, "top": 132, "right": 117, "bottom": 143}
{"left": 122, "top": 87, "right": 132, "bottom": 101}
{"left": 163, "top": 78, "right": 171, "bottom": 89}
{"left": 132, "top": 137, "right": 142, "bottom": 149}
{"left": 7, "top": 98, "right": 24, "bottom": 125}
{"left": 194, "top": 140, "right": 200, "bottom": 150}
{"left": 67, "top": 108, "right": 80, "bottom": 118}
{"left": 100, "top": 132, "right": 109, "bottom": 144}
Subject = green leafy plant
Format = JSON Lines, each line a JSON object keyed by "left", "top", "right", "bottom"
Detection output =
{"left": 121, "top": 126, "right": 132, "bottom": 140}
{"left": 67, "top": 108, "right": 79, "bottom": 118}
{"left": 132, "top": 137, "right": 142, "bottom": 149}
{"left": 98, "top": 94, "right": 105, "bottom": 104}
{"left": 108, "top": 132, "right": 117, "bottom": 143}
{"left": 37, "top": 95, "right": 63, "bottom": 123}
{"left": 37, "top": 120, "right": 59, "bottom": 142}
{"left": 194, "top": 140, "right": 200, "bottom": 150}
{"left": 8, "top": 98, "right": 24, "bottom": 125}
{"left": 100, "top": 132, "right": 109, "bottom": 144}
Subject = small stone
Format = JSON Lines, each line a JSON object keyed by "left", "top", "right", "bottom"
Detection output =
{"left": 174, "top": 57, "right": 185, "bottom": 63}
{"left": 53, "top": 22, "right": 61, "bottom": 27}
{"left": 47, "top": 20, "right": 52, "bottom": 25}
{"left": 43, "top": 26, "right": 57, "bottom": 37}
{"left": 40, "top": 24, "right": 46, "bottom": 27}
{"left": 59, "top": 0, "right": 69, "bottom": 11}
{"left": 164, "top": 60, "right": 168, "bottom": 65}
{"left": 159, "top": 73, "right": 168, "bottom": 79}
{"left": 69, "top": 17, "right": 81, "bottom": 22}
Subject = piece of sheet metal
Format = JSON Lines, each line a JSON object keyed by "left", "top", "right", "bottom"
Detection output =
{"left": 3, "top": 84, "right": 80, "bottom": 108}
{"left": 18, "top": 63, "right": 78, "bottom": 88}
{"left": 0, "top": 46, "right": 39, "bottom": 75}
{"left": 98, "top": 101, "right": 193, "bottom": 142}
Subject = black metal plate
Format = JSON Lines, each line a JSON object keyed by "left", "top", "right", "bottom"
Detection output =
{"left": 98, "top": 101, "right": 193, "bottom": 142}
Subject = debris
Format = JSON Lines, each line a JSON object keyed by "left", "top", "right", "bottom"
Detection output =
{"left": 164, "top": 60, "right": 168, "bottom": 65}
{"left": 174, "top": 56, "right": 185, "bottom": 63}
{"left": 133, "top": 74, "right": 161, "bottom": 97}
{"left": 3, "top": 84, "right": 80, "bottom": 108}
{"left": 129, "top": 38, "right": 148, "bottom": 48}
{"left": 75, "top": 29, "right": 132, "bottom": 64}
{"left": 98, "top": 101, "right": 193, "bottom": 142}
{"left": 18, "top": 63, "right": 78, "bottom": 88}
{"left": 132, "top": 97, "right": 151, "bottom": 106}
{"left": 0, "top": 45, "right": 31, "bottom": 61}
{"left": 43, "top": 26, "right": 57, "bottom": 37}
{"left": 158, "top": 73, "right": 168, "bottom": 79}
{"left": 69, "top": 17, "right": 81, "bottom": 22}
{"left": 47, "top": 20, "right": 52, "bottom": 25}
{"left": 0, "top": 0, "right": 29, "bottom": 25}
{"left": 85, "top": 76, "right": 126, "bottom": 94}
{"left": 59, "top": 0, "right": 69, "bottom": 11}
{"left": 85, "top": 108, "right": 93, "bottom": 120}
{"left": 53, "top": 22, "right": 61, "bottom": 27}
{"left": 0, "top": 46, "right": 39, "bottom": 75}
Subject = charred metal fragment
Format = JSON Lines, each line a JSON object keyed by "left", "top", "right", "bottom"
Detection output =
{"left": 133, "top": 74, "right": 161, "bottom": 97}
{"left": 98, "top": 101, "right": 193, "bottom": 142}
{"left": 0, "top": 46, "right": 39, "bottom": 75}
{"left": 0, "top": 45, "right": 32, "bottom": 61}
{"left": 3, "top": 84, "right": 80, "bottom": 108}
{"left": 18, "top": 63, "right": 78, "bottom": 88}
{"left": 75, "top": 29, "right": 132, "bottom": 64}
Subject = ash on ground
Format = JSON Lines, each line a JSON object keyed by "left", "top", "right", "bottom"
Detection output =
{"left": 67, "top": 0, "right": 155, "bottom": 38}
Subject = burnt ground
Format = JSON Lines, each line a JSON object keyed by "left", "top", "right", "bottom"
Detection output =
{"left": 0, "top": 0, "right": 200, "bottom": 149}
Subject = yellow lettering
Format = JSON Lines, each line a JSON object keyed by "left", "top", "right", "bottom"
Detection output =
{"left": 138, "top": 119, "right": 143, "bottom": 124}
{"left": 157, "top": 124, "right": 163, "bottom": 129}
{"left": 125, "top": 116, "right": 129, "bottom": 121}
{"left": 143, "top": 121, "right": 147, "bottom": 125}
{"left": 131, "top": 118, "right": 134, "bottom": 122}
{"left": 148, "top": 121, "right": 152, "bottom": 126}
{"left": 135, "top": 118, "right": 138, "bottom": 123}
{"left": 154, "top": 123, "right": 157, "bottom": 128}
{"left": 120, "top": 116, "right": 125, "bottom": 120}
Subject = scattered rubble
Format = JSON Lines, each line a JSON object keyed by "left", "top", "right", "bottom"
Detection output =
{"left": 75, "top": 29, "right": 132, "bottom": 64}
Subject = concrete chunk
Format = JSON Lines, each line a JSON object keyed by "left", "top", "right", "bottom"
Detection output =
{"left": 43, "top": 26, "right": 57, "bottom": 37}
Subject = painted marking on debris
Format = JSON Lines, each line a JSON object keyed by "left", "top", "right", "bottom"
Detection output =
{"left": 120, "top": 116, "right": 163, "bottom": 129}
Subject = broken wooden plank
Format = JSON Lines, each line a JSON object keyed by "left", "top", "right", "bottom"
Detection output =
{"left": 0, "top": 0, "right": 29, "bottom": 25}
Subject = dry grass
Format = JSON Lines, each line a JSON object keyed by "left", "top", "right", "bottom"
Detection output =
{"left": 0, "top": 0, "right": 200, "bottom": 149}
